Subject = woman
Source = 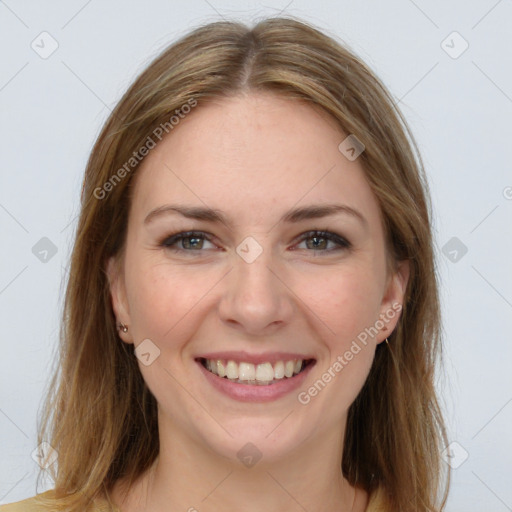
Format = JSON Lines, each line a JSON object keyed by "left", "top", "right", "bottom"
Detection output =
{"left": 1, "top": 16, "right": 450, "bottom": 512}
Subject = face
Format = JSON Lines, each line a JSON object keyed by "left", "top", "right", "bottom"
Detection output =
{"left": 107, "top": 92, "right": 409, "bottom": 467}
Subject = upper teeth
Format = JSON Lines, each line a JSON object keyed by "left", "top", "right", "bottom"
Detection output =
{"left": 204, "top": 359, "right": 304, "bottom": 382}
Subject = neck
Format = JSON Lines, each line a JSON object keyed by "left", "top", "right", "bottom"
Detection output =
{"left": 112, "top": 414, "right": 359, "bottom": 512}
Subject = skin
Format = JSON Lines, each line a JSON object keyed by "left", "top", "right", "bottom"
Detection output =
{"left": 107, "top": 91, "right": 409, "bottom": 512}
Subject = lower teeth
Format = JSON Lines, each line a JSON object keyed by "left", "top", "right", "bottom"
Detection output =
{"left": 228, "top": 378, "right": 275, "bottom": 386}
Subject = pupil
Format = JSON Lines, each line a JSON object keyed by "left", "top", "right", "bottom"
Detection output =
{"left": 184, "top": 236, "right": 202, "bottom": 249}
{"left": 308, "top": 236, "right": 326, "bottom": 250}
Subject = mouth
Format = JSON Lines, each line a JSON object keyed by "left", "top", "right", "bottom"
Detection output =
{"left": 195, "top": 357, "right": 316, "bottom": 386}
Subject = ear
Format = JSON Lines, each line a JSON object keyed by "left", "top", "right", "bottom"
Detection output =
{"left": 376, "top": 259, "right": 410, "bottom": 344}
{"left": 106, "top": 255, "right": 133, "bottom": 344}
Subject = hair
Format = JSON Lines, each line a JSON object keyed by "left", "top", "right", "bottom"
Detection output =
{"left": 36, "top": 16, "right": 449, "bottom": 512}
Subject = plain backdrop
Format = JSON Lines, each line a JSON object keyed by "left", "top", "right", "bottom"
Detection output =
{"left": 1, "top": 1, "right": 511, "bottom": 511}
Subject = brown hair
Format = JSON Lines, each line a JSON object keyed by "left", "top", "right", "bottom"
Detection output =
{"left": 37, "top": 16, "right": 449, "bottom": 511}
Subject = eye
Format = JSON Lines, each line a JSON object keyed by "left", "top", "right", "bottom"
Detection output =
{"left": 294, "top": 230, "right": 351, "bottom": 252}
{"left": 158, "top": 229, "right": 351, "bottom": 254}
{"left": 160, "top": 231, "right": 216, "bottom": 252}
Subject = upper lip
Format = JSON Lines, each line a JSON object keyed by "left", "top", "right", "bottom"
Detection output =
{"left": 196, "top": 351, "right": 316, "bottom": 365}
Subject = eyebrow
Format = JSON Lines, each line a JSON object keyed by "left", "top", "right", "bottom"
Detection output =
{"left": 144, "top": 203, "right": 367, "bottom": 227}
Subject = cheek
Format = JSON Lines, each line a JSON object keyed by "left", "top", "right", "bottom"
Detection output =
{"left": 124, "top": 258, "right": 221, "bottom": 345}
{"left": 298, "top": 267, "right": 380, "bottom": 412}
{"left": 301, "top": 262, "right": 384, "bottom": 344}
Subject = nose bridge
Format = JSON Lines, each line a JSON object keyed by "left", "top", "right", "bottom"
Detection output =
{"left": 218, "top": 242, "right": 293, "bottom": 332}
{"left": 233, "top": 232, "right": 276, "bottom": 288}
{"left": 234, "top": 246, "right": 281, "bottom": 305}
{"left": 235, "top": 250, "right": 276, "bottom": 295}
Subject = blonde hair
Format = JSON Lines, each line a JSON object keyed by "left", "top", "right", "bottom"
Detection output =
{"left": 37, "top": 16, "right": 449, "bottom": 511}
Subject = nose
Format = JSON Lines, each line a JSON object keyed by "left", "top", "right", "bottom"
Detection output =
{"left": 217, "top": 248, "right": 294, "bottom": 335}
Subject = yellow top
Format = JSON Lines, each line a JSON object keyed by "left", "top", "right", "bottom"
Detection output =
{"left": 0, "top": 486, "right": 388, "bottom": 511}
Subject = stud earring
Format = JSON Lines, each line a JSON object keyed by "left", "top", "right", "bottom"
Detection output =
{"left": 117, "top": 322, "right": 128, "bottom": 333}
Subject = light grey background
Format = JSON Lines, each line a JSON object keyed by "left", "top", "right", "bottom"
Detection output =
{"left": 1, "top": 1, "right": 511, "bottom": 510}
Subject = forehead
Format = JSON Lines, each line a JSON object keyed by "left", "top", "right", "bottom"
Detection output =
{"left": 130, "top": 92, "right": 382, "bottom": 229}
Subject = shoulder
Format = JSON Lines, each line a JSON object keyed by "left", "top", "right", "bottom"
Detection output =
{"left": 0, "top": 491, "right": 53, "bottom": 512}
{"left": 2, "top": 487, "right": 387, "bottom": 512}
{"left": 0, "top": 490, "right": 118, "bottom": 512}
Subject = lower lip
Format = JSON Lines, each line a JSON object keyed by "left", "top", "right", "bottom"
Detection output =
{"left": 195, "top": 359, "right": 316, "bottom": 403}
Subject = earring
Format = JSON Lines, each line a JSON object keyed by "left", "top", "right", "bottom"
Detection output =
{"left": 385, "top": 337, "right": 389, "bottom": 345}
{"left": 117, "top": 322, "right": 128, "bottom": 333}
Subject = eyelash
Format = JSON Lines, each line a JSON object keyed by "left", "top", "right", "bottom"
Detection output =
{"left": 159, "top": 230, "right": 351, "bottom": 254}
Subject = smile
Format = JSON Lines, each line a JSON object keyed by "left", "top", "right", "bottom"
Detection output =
{"left": 198, "top": 357, "right": 315, "bottom": 385}
{"left": 195, "top": 355, "right": 317, "bottom": 402}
